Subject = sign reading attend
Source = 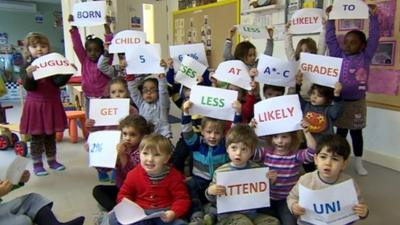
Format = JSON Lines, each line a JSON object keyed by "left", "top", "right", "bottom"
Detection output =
{"left": 72, "top": 1, "right": 106, "bottom": 27}
{"left": 214, "top": 60, "right": 252, "bottom": 90}
{"left": 217, "top": 167, "right": 270, "bottom": 214}
{"left": 236, "top": 24, "right": 267, "bottom": 39}
{"left": 31, "top": 53, "right": 76, "bottom": 80}
{"left": 329, "top": 0, "right": 369, "bottom": 20}
{"left": 125, "top": 44, "right": 164, "bottom": 74}
{"left": 256, "top": 54, "right": 297, "bottom": 87}
{"left": 114, "top": 198, "right": 164, "bottom": 224}
{"left": 169, "top": 43, "right": 208, "bottom": 71}
{"left": 89, "top": 98, "right": 130, "bottom": 126}
{"left": 300, "top": 53, "right": 342, "bottom": 88}
{"left": 109, "top": 30, "right": 147, "bottom": 53}
{"left": 299, "top": 179, "right": 360, "bottom": 225}
{"left": 290, "top": 8, "right": 323, "bottom": 34}
{"left": 88, "top": 130, "right": 121, "bottom": 168}
{"left": 175, "top": 56, "right": 207, "bottom": 88}
{"left": 254, "top": 95, "right": 303, "bottom": 136}
{"left": 189, "top": 86, "right": 238, "bottom": 121}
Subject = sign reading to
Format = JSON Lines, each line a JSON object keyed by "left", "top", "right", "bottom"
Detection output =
{"left": 213, "top": 60, "right": 252, "bottom": 90}
{"left": 31, "top": 53, "right": 76, "bottom": 80}
{"left": 256, "top": 54, "right": 297, "bottom": 87}
{"left": 300, "top": 53, "right": 342, "bottom": 88}
{"left": 109, "top": 30, "right": 147, "bottom": 53}
{"left": 175, "top": 56, "right": 207, "bottom": 88}
{"left": 329, "top": 0, "right": 369, "bottom": 20}
{"left": 72, "top": 1, "right": 106, "bottom": 27}
{"left": 125, "top": 44, "right": 164, "bottom": 74}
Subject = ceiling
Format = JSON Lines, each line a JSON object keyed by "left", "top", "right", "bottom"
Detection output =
{"left": 3, "top": 0, "right": 61, "bottom": 4}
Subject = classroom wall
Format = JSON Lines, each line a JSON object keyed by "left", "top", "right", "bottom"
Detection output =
{"left": 0, "top": 2, "right": 64, "bottom": 54}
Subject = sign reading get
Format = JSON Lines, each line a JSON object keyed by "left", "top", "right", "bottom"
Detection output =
{"left": 89, "top": 98, "right": 130, "bottom": 126}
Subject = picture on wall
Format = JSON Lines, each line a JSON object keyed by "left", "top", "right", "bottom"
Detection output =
{"left": 375, "top": 0, "right": 396, "bottom": 37}
{"left": 371, "top": 41, "right": 396, "bottom": 66}
{"left": 338, "top": 19, "right": 364, "bottom": 31}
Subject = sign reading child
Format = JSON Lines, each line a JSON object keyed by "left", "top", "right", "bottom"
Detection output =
{"left": 169, "top": 43, "right": 209, "bottom": 71}
{"left": 236, "top": 24, "right": 267, "bottom": 39}
{"left": 254, "top": 95, "right": 303, "bottom": 136}
{"left": 256, "top": 54, "right": 297, "bottom": 87}
{"left": 299, "top": 179, "right": 360, "bottom": 225}
{"left": 72, "top": 1, "right": 106, "bottom": 27}
{"left": 300, "top": 53, "right": 343, "bottom": 88}
{"left": 213, "top": 60, "right": 252, "bottom": 90}
{"left": 290, "top": 8, "right": 323, "bottom": 34}
{"left": 329, "top": 0, "right": 369, "bottom": 20}
{"left": 216, "top": 168, "right": 270, "bottom": 214}
{"left": 89, "top": 98, "right": 130, "bottom": 126}
{"left": 125, "top": 44, "right": 164, "bottom": 74}
{"left": 31, "top": 53, "right": 76, "bottom": 80}
{"left": 88, "top": 130, "right": 121, "bottom": 168}
{"left": 175, "top": 55, "right": 207, "bottom": 88}
{"left": 189, "top": 85, "right": 238, "bottom": 121}
{"left": 109, "top": 30, "right": 147, "bottom": 53}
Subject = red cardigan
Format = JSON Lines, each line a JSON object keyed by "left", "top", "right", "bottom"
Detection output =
{"left": 117, "top": 164, "right": 191, "bottom": 218}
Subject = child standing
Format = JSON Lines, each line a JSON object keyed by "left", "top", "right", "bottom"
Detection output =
{"left": 92, "top": 114, "right": 153, "bottom": 212}
{"left": 206, "top": 124, "right": 280, "bottom": 225}
{"left": 20, "top": 32, "right": 72, "bottom": 176}
{"left": 253, "top": 121, "right": 316, "bottom": 225}
{"left": 287, "top": 134, "right": 369, "bottom": 224}
{"left": 106, "top": 134, "right": 191, "bottom": 225}
{"left": 326, "top": 5, "right": 380, "bottom": 175}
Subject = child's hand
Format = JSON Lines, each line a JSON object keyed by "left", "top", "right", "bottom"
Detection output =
{"left": 267, "top": 27, "right": 274, "bottom": 39}
{"left": 301, "top": 119, "right": 311, "bottom": 133}
{"left": 229, "top": 26, "right": 237, "bottom": 39}
{"left": 267, "top": 170, "right": 278, "bottom": 184}
{"left": 292, "top": 202, "right": 306, "bottom": 216}
{"left": 295, "top": 71, "right": 303, "bottom": 85}
{"left": 117, "top": 141, "right": 131, "bottom": 166}
{"left": 103, "top": 42, "right": 110, "bottom": 51}
{"left": 161, "top": 210, "right": 176, "bottom": 223}
{"left": 249, "top": 68, "right": 258, "bottom": 79}
{"left": 353, "top": 203, "right": 368, "bottom": 218}
{"left": 0, "top": 180, "right": 13, "bottom": 198}
{"left": 249, "top": 118, "right": 258, "bottom": 128}
{"left": 68, "top": 14, "right": 74, "bottom": 22}
{"left": 368, "top": 4, "right": 378, "bottom": 16}
{"left": 182, "top": 101, "right": 193, "bottom": 114}
{"left": 325, "top": 5, "right": 333, "bottom": 16}
{"left": 334, "top": 82, "right": 342, "bottom": 97}
{"left": 26, "top": 65, "right": 38, "bottom": 76}
{"left": 232, "top": 100, "right": 242, "bottom": 115}
{"left": 160, "top": 59, "right": 167, "bottom": 68}
{"left": 19, "top": 170, "right": 30, "bottom": 184}
{"left": 166, "top": 58, "right": 174, "bottom": 68}
{"left": 196, "top": 75, "right": 204, "bottom": 84}
{"left": 207, "top": 184, "right": 226, "bottom": 196}
{"left": 210, "top": 72, "right": 218, "bottom": 87}
{"left": 85, "top": 119, "right": 95, "bottom": 128}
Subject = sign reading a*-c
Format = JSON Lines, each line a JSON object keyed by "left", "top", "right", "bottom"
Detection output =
{"left": 109, "top": 30, "right": 147, "bottom": 53}
{"left": 256, "top": 54, "right": 297, "bottom": 87}
{"left": 125, "top": 44, "right": 164, "bottom": 74}
{"left": 72, "top": 1, "right": 106, "bottom": 27}
{"left": 329, "top": 0, "right": 369, "bottom": 20}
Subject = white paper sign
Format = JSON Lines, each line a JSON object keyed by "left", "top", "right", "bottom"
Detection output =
{"left": 214, "top": 60, "right": 252, "bottom": 90}
{"left": 329, "top": 0, "right": 369, "bottom": 20}
{"left": 5, "top": 156, "right": 29, "bottom": 185}
{"left": 175, "top": 56, "right": 207, "bottom": 88}
{"left": 125, "top": 44, "right": 164, "bottom": 74}
{"left": 290, "top": 8, "right": 323, "bottom": 34}
{"left": 31, "top": 53, "right": 76, "bottom": 80}
{"left": 72, "top": 1, "right": 106, "bottom": 27}
{"left": 89, "top": 98, "right": 130, "bottom": 126}
{"left": 300, "top": 53, "right": 342, "bottom": 88}
{"left": 88, "top": 130, "right": 121, "bottom": 168}
{"left": 299, "top": 179, "right": 360, "bottom": 225}
{"left": 169, "top": 43, "right": 209, "bottom": 71}
{"left": 114, "top": 198, "right": 164, "bottom": 225}
{"left": 236, "top": 24, "right": 267, "bottom": 39}
{"left": 256, "top": 54, "right": 297, "bottom": 87}
{"left": 189, "top": 86, "right": 238, "bottom": 121}
{"left": 109, "top": 30, "right": 147, "bottom": 53}
{"left": 217, "top": 167, "right": 270, "bottom": 214}
{"left": 254, "top": 95, "right": 303, "bottom": 136}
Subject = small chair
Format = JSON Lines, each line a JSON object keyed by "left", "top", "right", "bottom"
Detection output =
{"left": 56, "top": 111, "right": 88, "bottom": 143}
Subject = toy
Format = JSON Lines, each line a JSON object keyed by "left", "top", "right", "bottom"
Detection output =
{"left": 0, "top": 123, "right": 29, "bottom": 156}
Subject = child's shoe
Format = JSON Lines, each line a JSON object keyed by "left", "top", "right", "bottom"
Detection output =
{"left": 110, "top": 169, "right": 116, "bottom": 183}
{"left": 33, "top": 162, "right": 48, "bottom": 176}
{"left": 48, "top": 160, "right": 66, "bottom": 171}
{"left": 354, "top": 157, "right": 368, "bottom": 176}
{"left": 189, "top": 212, "right": 204, "bottom": 225}
{"left": 98, "top": 171, "right": 110, "bottom": 182}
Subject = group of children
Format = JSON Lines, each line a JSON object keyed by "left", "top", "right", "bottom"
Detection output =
{"left": 0, "top": 4, "right": 380, "bottom": 225}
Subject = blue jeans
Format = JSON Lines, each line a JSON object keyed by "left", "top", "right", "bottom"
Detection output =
{"left": 108, "top": 209, "right": 187, "bottom": 225}
{"left": 186, "top": 176, "right": 210, "bottom": 216}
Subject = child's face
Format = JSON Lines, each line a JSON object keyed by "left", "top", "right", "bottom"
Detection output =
{"left": 86, "top": 42, "right": 102, "bottom": 62}
{"left": 201, "top": 122, "right": 224, "bottom": 147}
{"left": 264, "top": 88, "right": 284, "bottom": 99}
{"left": 140, "top": 147, "right": 170, "bottom": 175}
{"left": 310, "top": 89, "right": 327, "bottom": 106}
{"left": 300, "top": 43, "right": 312, "bottom": 53}
{"left": 227, "top": 142, "right": 253, "bottom": 167}
{"left": 122, "top": 126, "right": 143, "bottom": 147}
{"left": 142, "top": 80, "right": 158, "bottom": 103}
{"left": 344, "top": 33, "right": 365, "bottom": 55}
{"left": 28, "top": 43, "right": 49, "bottom": 58}
{"left": 244, "top": 48, "right": 257, "bottom": 66}
{"left": 314, "top": 147, "right": 348, "bottom": 183}
{"left": 272, "top": 133, "right": 292, "bottom": 153}
{"left": 110, "top": 83, "right": 128, "bottom": 99}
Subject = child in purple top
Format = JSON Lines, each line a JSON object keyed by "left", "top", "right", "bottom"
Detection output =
{"left": 92, "top": 114, "right": 154, "bottom": 212}
{"left": 325, "top": 4, "right": 380, "bottom": 176}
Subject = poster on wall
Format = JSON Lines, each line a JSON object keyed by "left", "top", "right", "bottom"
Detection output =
{"left": 371, "top": 41, "right": 396, "bottom": 66}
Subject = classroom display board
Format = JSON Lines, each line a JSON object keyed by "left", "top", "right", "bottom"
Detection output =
{"left": 173, "top": 0, "right": 240, "bottom": 69}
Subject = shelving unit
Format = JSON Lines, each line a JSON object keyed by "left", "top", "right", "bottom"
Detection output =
{"left": 240, "top": 4, "right": 284, "bottom": 15}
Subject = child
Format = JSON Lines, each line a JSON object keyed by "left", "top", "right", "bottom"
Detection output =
{"left": 68, "top": 15, "right": 114, "bottom": 114}
{"left": 326, "top": 5, "right": 380, "bottom": 176}
{"left": 92, "top": 115, "right": 153, "bottom": 212}
{"left": 97, "top": 45, "right": 136, "bottom": 82}
{"left": 129, "top": 74, "right": 172, "bottom": 139}
{"left": 0, "top": 170, "right": 85, "bottom": 225}
{"left": 206, "top": 124, "right": 280, "bottom": 225}
{"left": 253, "top": 121, "right": 316, "bottom": 225}
{"left": 287, "top": 134, "right": 369, "bottom": 224}
{"left": 263, "top": 84, "right": 285, "bottom": 99}
{"left": 106, "top": 134, "right": 191, "bottom": 225}
{"left": 20, "top": 32, "right": 72, "bottom": 176}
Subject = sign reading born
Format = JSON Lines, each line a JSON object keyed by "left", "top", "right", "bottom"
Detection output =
{"left": 72, "top": 1, "right": 106, "bottom": 27}
{"left": 213, "top": 60, "right": 252, "bottom": 91}
{"left": 256, "top": 54, "right": 297, "bottom": 87}
{"left": 169, "top": 43, "right": 208, "bottom": 71}
{"left": 109, "top": 30, "right": 147, "bottom": 53}
{"left": 175, "top": 56, "right": 208, "bottom": 88}
{"left": 31, "top": 53, "right": 76, "bottom": 80}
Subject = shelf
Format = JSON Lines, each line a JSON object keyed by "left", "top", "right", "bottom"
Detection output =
{"left": 240, "top": 4, "right": 284, "bottom": 15}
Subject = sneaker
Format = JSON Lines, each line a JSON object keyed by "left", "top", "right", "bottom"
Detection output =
{"left": 93, "top": 211, "right": 108, "bottom": 225}
{"left": 33, "top": 162, "right": 48, "bottom": 176}
{"left": 189, "top": 212, "right": 204, "bottom": 225}
{"left": 354, "top": 157, "right": 368, "bottom": 176}
{"left": 98, "top": 171, "right": 110, "bottom": 182}
{"left": 48, "top": 160, "right": 66, "bottom": 171}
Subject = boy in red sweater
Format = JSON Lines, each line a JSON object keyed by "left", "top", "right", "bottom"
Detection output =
{"left": 107, "top": 134, "right": 191, "bottom": 225}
